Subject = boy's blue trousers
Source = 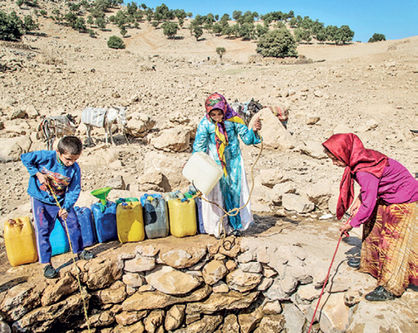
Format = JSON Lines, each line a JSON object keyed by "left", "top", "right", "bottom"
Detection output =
{"left": 31, "top": 197, "right": 83, "bottom": 263}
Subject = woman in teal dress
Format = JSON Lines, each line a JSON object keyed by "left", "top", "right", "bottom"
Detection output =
{"left": 193, "top": 92, "right": 261, "bottom": 237}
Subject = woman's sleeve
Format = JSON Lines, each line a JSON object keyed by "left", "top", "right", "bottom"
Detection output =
{"left": 350, "top": 172, "right": 379, "bottom": 227}
{"left": 235, "top": 122, "right": 261, "bottom": 145}
{"left": 192, "top": 119, "right": 209, "bottom": 153}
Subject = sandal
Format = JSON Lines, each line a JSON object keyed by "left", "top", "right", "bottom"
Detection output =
{"left": 365, "top": 286, "right": 395, "bottom": 301}
{"left": 44, "top": 264, "right": 58, "bottom": 279}
{"left": 78, "top": 249, "right": 94, "bottom": 261}
{"left": 347, "top": 257, "right": 360, "bottom": 269}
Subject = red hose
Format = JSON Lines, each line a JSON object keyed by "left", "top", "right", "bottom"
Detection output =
{"left": 307, "top": 230, "right": 349, "bottom": 333}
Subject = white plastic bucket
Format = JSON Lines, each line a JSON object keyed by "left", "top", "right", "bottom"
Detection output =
{"left": 182, "top": 152, "right": 223, "bottom": 196}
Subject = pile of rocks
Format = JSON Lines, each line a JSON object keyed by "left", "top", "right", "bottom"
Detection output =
{"left": 1, "top": 228, "right": 414, "bottom": 332}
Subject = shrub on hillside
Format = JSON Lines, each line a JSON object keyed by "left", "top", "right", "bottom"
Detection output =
{"left": 162, "top": 21, "right": 178, "bottom": 39}
{"left": 256, "top": 28, "right": 298, "bottom": 58}
{"left": 216, "top": 47, "right": 226, "bottom": 60}
{"left": 368, "top": 33, "right": 386, "bottom": 43}
{"left": 191, "top": 25, "right": 203, "bottom": 41}
{"left": 107, "top": 35, "right": 125, "bottom": 49}
{"left": 0, "top": 11, "right": 24, "bottom": 41}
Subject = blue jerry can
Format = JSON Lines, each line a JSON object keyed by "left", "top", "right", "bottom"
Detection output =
{"left": 50, "top": 219, "right": 70, "bottom": 256}
{"left": 140, "top": 194, "right": 169, "bottom": 239}
{"left": 91, "top": 201, "right": 117, "bottom": 243}
{"left": 75, "top": 206, "right": 97, "bottom": 248}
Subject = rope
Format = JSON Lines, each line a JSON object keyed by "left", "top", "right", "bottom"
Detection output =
{"left": 46, "top": 183, "right": 91, "bottom": 333}
{"left": 307, "top": 219, "right": 351, "bottom": 333}
{"left": 192, "top": 138, "right": 264, "bottom": 250}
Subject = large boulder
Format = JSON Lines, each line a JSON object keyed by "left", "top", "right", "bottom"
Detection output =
{"left": 151, "top": 127, "right": 191, "bottom": 152}
{"left": 126, "top": 112, "right": 155, "bottom": 138}
{"left": 0, "top": 136, "right": 32, "bottom": 162}
{"left": 249, "top": 108, "right": 296, "bottom": 151}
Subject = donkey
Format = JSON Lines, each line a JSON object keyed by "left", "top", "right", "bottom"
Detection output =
{"left": 230, "top": 98, "right": 264, "bottom": 126}
{"left": 81, "top": 106, "right": 129, "bottom": 146}
{"left": 38, "top": 114, "right": 77, "bottom": 150}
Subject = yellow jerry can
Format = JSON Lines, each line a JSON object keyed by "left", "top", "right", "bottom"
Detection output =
{"left": 4, "top": 217, "right": 38, "bottom": 267}
{"left": 116, "top": 201, "right": 145, "bottom": 243}
{"left": 167, "top": 199, "right": 197, "bottom": 238}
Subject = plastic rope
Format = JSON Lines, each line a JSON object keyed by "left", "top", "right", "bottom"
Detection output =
{"left": 47, "top": 183, "right": 91, "bottom": 333}
{"left": 192, "top": 138, "right": 264, "bottom": 250}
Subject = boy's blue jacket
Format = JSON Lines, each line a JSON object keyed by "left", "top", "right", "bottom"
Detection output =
{"left": 21, "top": 150, "right": 81, "bottom": 210}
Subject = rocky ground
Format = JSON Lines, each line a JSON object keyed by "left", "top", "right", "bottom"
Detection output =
{"left": 0, "top": 1, "right": 417, "bottom": 332}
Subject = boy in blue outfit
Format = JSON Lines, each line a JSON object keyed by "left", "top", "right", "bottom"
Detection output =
{"left": 21, "top": 136, "right": 93, "bottom": 279}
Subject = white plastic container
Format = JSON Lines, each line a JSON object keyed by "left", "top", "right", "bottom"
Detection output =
{"left": 182, "top": 152, "right": 223, "bottom": 195}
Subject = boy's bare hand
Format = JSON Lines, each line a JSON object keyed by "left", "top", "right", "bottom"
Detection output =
{"left": 36, "top": 172, "right": 50, "bottom": 186}
{"left": 58, "top": 208, "right": 68, "bottom": 220}
{"left": 252, "top": 116, "right": 262, "bottom": 132}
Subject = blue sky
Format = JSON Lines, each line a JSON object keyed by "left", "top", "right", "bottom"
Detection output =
{"left": 129, "top": 0, "right": 418, "bottom": 42}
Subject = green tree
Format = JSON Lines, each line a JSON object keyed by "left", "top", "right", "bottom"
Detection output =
{"left": 289, "top": 17, "right": 297, "bottom": 28}
{"left": 232, "top": 10, "right": 242, "bottom": 21}
{"left": 23, "top": 15, "right": 38, "bottom": 31}
{"left": 239, "top": 22, "right": 255, "bottom": 40}
{"left": 212, "top": 22, "right": 223, "bottom": 35}
{"left": 145, "top": 8, "right": 153, "bottom": 21}
{"left": 256, "top": 28, "right": 298, "bottom": 58}
{"left": 108, "top": 35, "right": 125, "bottom": 49}
{"left": 127, "top": 2, "right": 137, "bottom": 16}
{"left": 315, "top": 28, "right": 327, "bottom": 42}
{"left": 74, "top": 17, "right": 87, "bottom": 32}
{"left": 155, "top": 3, "right": 174, "bottom": 21}
{"left": 368, "top": 33, "right": 386, "bottom": 42}
{"left": 162, "top": 21, "right": 178, "bottom": 38}
{"left": 0, "top": 10, "right": 24, "bottom": 41}
{"left": 192, "top": 24, "right": 203, "bottom": 41}
{"left": 120, "top": 25, "right": 127, "bottom": 37}
{"left": 216, "top": 46, "right": 226, "bottom": 60}
{"left": 95, "top": 17, "right": 106, "bottom": 30}
{"left": 174, "top": 9, "right": 186, "bottom": 27}
{"left": 325, "top": 25, "right": 338, "bottom": 43}
{"left": 336, "top": 25, "right": 354, "bottom": 44}
{"left": 255, "top": 24, "right": 268, "bottom": 38}
{"left": 294, "top": 28, "right": 311, "bottom": 43}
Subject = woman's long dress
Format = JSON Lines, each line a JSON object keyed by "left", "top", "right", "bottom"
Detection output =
{"left": 193, "top": 117, "right": 260, "bottom": 238}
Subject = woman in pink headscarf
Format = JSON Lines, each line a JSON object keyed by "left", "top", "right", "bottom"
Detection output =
{"left": 193, "top": 92, "right": 261, "bottom": 238}
{"left": 323, "top": 133, "right": 417, "bottom": 301}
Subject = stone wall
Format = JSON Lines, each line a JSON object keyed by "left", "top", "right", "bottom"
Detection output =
{"left": 0, "top": 233, "right": 415, "bottom": 333}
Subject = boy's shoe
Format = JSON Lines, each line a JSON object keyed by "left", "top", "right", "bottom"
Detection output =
{"left": 365, "top": 286, "right": 395, "bottom": 301}
{"left": 78, "top": 249, "right": 94, "bottom": 261}
{"left": 44, "top": 264, "right": 59, "bottom": 279}
{"left": 347, "top": 257, "right": 361, "bottom": 269}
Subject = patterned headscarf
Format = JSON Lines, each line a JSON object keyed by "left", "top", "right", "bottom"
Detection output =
{"left": 322, "top": 133, "right": 388, "bottom": 220}
{"left": 205, "top": 92, "right": 245, "bottom": 176}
